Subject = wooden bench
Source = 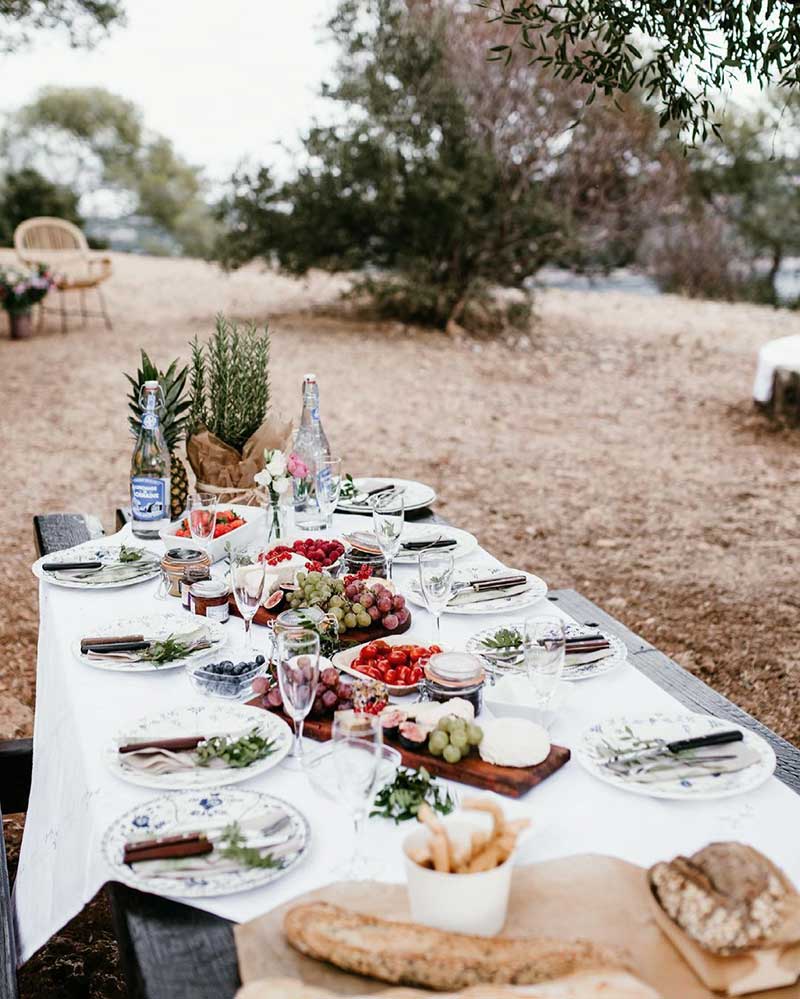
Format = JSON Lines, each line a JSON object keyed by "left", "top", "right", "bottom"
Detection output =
{"left": 17, "top": 512, "right": 800, "bottom": 999}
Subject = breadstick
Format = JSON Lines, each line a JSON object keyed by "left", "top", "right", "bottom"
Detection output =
{"left": 406, "top": 842, "right": 432, "bottom": 868}
{"left": 467, "top": 841, "right": 502, "bottom": 873}
{"left": 463, "top": 797, "right": 506, "bottom": 836}
{"left": 417, "top": 802, "right": 444, "bottom": 834}
{"left": 429, "top": 829, "right": 451, "bottom": 873}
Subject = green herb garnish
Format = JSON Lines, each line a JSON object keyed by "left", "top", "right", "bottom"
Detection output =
{"left": 119, "top": 544, "right": 144, "bottom": 563}
{"left": 147, "top": 634, "right": 198, "bottom": 664}
{"left": 339, "top": 473, "right": 357, "bottom": 500}
{"left": 480, "top": 627, "right": 522, "bottom": 651}
{"left": 218, "top": 821, "right": 285, "bottom": 869}
{"left": 195, "top": 727, "right": 277, "bottom": 768}
{"left": 370, "top": 766, "right": 455, "bottom": 824}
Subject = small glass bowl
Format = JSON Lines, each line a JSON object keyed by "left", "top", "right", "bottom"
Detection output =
{"left": 188, "top": 659, "right": 266, "bottom": 701}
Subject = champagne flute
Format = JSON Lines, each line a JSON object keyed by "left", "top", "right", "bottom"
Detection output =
{"left": 371, "top": 491, "right": 404, "bottom": 580}
{"left": 331, "top": 712, "right": 383, "bottom": 879}
{"left": 276, "top": 628, "right": 320, "bottom": 768}
{"left": 187, "top": 493, "right": 218, "bottom": 556}
{"left": 230, "top": 547, "right": 267, "bottom": 655}
{"left": 522, "top": 616, "right": 566, "bottom": 708}
{"left": 418, "top": 549, "right": 455, "bottom": 643}
{"left": 316, "top": 456, "right": 343, "bottom": 529}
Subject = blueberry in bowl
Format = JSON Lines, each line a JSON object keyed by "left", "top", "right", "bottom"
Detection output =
{"left": 189, "top": 654, "right": 267, "bottom": 700}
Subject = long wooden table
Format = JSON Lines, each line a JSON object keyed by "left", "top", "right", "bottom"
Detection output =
{"left": 16, "top": 513, "right": 800, "bottom": 999}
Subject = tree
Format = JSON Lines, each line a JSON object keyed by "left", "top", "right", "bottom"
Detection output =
{"left": 478, "top": 0, "right": 800, "bottom": 141}
{"left": 0, "top": 166, "right": 82, "bottom": 244}
{"left": 0, "top": 0, "right": 123, "bottom": 51}
{"left": 2, "top": 86, "right": 218, "bottom": 256}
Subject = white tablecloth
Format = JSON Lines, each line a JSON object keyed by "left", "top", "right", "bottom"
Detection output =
{"left": 14, "top": 516, "right": 800, "bottom": 962}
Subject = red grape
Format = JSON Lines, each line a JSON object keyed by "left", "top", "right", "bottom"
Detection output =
{"left": 377, "top": 597, "right": 392, "bottom": 614}
{"left": 251, "top": 676, "right": 269, "bottom": 694}
{"left": 393, "top": 594, "right": 405, "bottom": 610}
{"left": 320, "top": 667, "right": 339, "bottom": 687}
{"left": 383, "top": 613, "right": 399, "bottom": 630}
{"left": 368, "top": 605, "right": 381, "bottom": 621}
{"left": 266, "top": 688, "right": 283, "bottom": 707}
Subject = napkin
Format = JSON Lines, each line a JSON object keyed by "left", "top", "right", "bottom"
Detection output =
{"left": 87, "top": 625, "right": 213, "bottom": 663}
{"left": 564, "top": 645, "right": 614, "bottom": 668}
{"left": 118, "top": 726, "right": 257, "bottom": 774}
{"left": 448, "top": 582, "right": 531, "bottom": 607}
{"left": 615, "top": 742, "right": 761, "bottom": 784}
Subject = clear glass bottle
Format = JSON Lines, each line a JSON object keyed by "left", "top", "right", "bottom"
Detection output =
{"left": 292, "top": 373, "right": 331, "bottom": 530}
{"left": 130, "top": 380, "right": 171, "bottom": 539}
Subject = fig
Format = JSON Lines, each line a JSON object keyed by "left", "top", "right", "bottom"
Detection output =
{"left": 263, "top": 590, "right": 285, "bottom": 612}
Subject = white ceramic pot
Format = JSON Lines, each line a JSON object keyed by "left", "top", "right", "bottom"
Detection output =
{"left": 402, "top": 814, "right": 514, "bottom": 936}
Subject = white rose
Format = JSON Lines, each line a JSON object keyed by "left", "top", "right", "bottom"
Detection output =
{"left": 274, "top": 475, "right": 291, "bottom": 495}
{"left": 254, "top": 468, "right": 272, "bottom": 488}
{"left": 266, "top": 451, "right": 287, "bottom": 477}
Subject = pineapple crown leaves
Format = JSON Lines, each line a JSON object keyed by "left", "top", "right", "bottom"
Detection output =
{"left": 187, "top": 314, "right": 270, "bottom": 454}
{"left": 125, "top": 349, "right": 191, "bottom": 453}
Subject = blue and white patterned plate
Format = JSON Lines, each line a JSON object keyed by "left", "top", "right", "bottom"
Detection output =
{"left": 32, "top": 541, "right": 161, "bottom": 590}
{"left": 406, "top": 566, "right": 548, "bottom": 616}
{"left": 102, "top": 788, "right": 310, "bottom": 897}
{"left": 576, "top": 713, "right": 776, "bottom": 801}
{"left": 105, "top": 704, "right": 292, "bottom": 790}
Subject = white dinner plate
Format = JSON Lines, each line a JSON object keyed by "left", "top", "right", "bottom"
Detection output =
{"left": 393, "top": 524, "right": 478, "bottom": 564}
{"left": 465, "top": 623, "right": 628, "bottom": 680}
{"left": 405, "top": 566, "right": 548, "bottom": 616}
{"left": 32, "top": 541, "right": 161, "bottom": 590}
{"left": 72, "top": 612, "right": 227, "bottom": 673}
{"left": 336, "top": 476, "right": 436, "bottom": 514}
{"left": 106, "top": 704, "right": 292, "bottom": 789}
{"left": 102, "top": 788, "right": 310, "bottom": 898}
{"left": 575, "top": 713, "right": 776, "bottom": 801}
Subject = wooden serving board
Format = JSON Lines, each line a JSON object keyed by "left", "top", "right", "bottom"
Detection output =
{"left": 229, "top": 596, "right": 411, "bottom": 645}
{"left": 246, "top": 700, "right": 570, "bottom": 797}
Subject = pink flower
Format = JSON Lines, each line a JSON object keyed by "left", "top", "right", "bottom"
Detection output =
{"left": 287, "top": 453, "right": 309, "bottom": 479}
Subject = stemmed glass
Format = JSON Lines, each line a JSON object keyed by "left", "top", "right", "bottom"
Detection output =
{"left": 316, "top": 457, "right": 343, "bottom": 529}
{"left": 331, "top": 712, "right": 383, "bottom": 879}
{"left": 187, "top": 493, "right": 218, "bottom": 556}
{"left": 276, "top": 628, "right": 320, "bottom": 769}
{"left": 371, "top": 491, "right": 404, "bottom": 580}
{"left": 522, "top": 616, "right": 566, "bottom": 708}
{"left": 417, "top": 549, "right": 455, "bottom": 643}
{"left": 230, "top": 547, "right": 267, "bottom": 655}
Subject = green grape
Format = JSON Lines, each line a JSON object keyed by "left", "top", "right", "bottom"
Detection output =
{"left": 329, "top": 595, "right": 342, "bottom": 608}
{"left": 296, "top": 571, "right": 307, "bottom": 585}
{"left": 307, "top": 571, "right": 322, "bottom": 583}
{"left": 437, "top": 717, "right": 452, "bottom": 733}
{"left": 450, "top": 730, "right": 468, "bottom": 750}
{"left": 352, "top": 602, "right": 364, "bottom": 615}
{"left": 450, "top": 716, "right": 467, "bottom": 731}
{"left": 330, "top": 606, "right": 344, "bottom": 621}
{"left": 339, "top": 621, "right": 348, "bottom": 633}
{"left": 344, "top": 612, "right": 357, "bottom": 629}
{"left": 442, "top": 744, "right": 461, "bottom": 764}
{"left": 466, "top": 724, "right": 483, "bottom": 746}
{"left": 429, "top": 730, "right": 448, "bottom": 754}
{"left": 357, "top": 612, "right": 371, "bottom": 628}
{"left": 333, "top": 580, "right": 345, "bottom": 594}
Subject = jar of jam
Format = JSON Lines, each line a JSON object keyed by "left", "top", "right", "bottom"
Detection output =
{"left": 190, "top": 579, "right": 230, "bottom": 623}
{"left": 181, "top": 565, "right": 211, "bottom": 610}
{"left": 422, "top": 652, "right": 485, "bottom": 715}
{"left": 343, "top": 547, "right": 387, "bottom": 578}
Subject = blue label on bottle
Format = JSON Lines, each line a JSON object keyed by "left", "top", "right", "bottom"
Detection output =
{"left": 142, "top": 412, "right": 158, "bottom": 431}
{"left": 131, "top": 477, "right": 167, "bottom": 521}
{"left": 311, "top": 406, "right": 320, "bottom": 422}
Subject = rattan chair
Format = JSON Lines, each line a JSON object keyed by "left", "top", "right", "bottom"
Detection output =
{"left": 14, "top": 216, "right": 113, "bottom": 333}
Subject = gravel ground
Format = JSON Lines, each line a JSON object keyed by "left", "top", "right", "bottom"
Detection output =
{"left": 2, "top": 252, "right": 800, "bottom": 994}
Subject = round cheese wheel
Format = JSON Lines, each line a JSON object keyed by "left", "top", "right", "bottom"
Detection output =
{"left": 478, "top": 717, "right": 550, "bottom": 768}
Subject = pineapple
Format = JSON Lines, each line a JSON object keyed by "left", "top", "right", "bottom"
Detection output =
{"left": 126, "top": 350, "right": 191, "bottom": 519}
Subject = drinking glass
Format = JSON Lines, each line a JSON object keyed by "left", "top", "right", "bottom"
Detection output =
{"left": 316, "top": 457, "right": 343, "bottom": 528}
{"left": 331, "top": 712, "right": 383, "bottom": 879}
{"left": 230, "top": 547, "right": 267, "bottom": 654}
{"left": 522, "top": 616, "right": 566, "bottom": 708}
{"left": 371, "top": 491, "right": 404, "bottom": 580}
{"left": 276, "top": 628, "right": 320, "bottom": 768}
{"left": 187, "top": 493, "right": 218, "bottom": 554}
{"left": 418, "top": 549, "right": 455, "bottom": 643}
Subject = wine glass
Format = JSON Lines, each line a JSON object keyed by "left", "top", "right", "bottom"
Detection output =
{"left": 522, "top": 616, "right": 566, "bottom": 708}
{"left": 276, "top": 628, "right": 320, "bottom": 768}
{"left": 370, "top": 491, "right": 404, "bottom": 580}
{"left": 187, "top": 493, "right": 218, "bottom": 555}
{"left": 230, "top": 547, "right": 267, "bottom": 655}
{"left": 331, "top": 712, "right": 383, "bottom": 879}
{"left": 417, "top": 549, "right": 455, "bottom": 643}
{"left": 316, "top": 457, "right": 343, "bottom": 529}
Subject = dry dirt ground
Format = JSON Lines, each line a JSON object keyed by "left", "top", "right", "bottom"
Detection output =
{"left": 2, "top": 252, "right": 800, "bottom": 994}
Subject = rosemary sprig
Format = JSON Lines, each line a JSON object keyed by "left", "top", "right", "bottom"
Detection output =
{"left": 371, "top": 766, "right": 455, "bottom": 823}
{"left": 195, "top": 728, "right": 277, "bottom": 769}
{"left": 339, "top": 473, "right": 357, "bottom": 500}
{"left": 118, "top": 544, "right": 144, "bottom": 563}
{"left": 218, "top": 822, "right": 285, "bottom": 869}
{"left": 147, "top": 634, "right": 197, "bottom": 664}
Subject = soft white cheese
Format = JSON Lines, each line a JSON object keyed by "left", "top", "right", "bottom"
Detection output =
{"left": 478, "top": 717, "right": 550, "bottom": 767}
{"left": 407, "top": 697, "right": 475, "bottom": 727}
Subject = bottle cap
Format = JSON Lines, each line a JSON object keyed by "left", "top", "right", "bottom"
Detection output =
{"left": 304, "top": 373, "right": 317, "bottom": 383}
{"left": 143, "top": 379, "right": 160, "bottom": 389}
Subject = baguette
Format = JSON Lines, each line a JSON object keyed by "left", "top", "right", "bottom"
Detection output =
{"left": 283, "top": 901, "right": 630, "bottom": 992}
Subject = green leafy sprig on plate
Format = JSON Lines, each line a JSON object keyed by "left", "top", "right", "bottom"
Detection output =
{"left": 147, "top": 634, "right": 205, "bottom": 664}
{"left": 371, "top": 766, "right": 455, "bottom": 824}
{"left": 118, "top": 544, "right": 144, "bottom": 563}
{"left": 196, "top": 728, "right": 277, "bottom": 769}
{"left": 339, "top": 473, "right": 357, "bottom": 500}
{"left": 480, "top": 627, "right": 522, "bottom": 651}
{"left": 218, "top": 821, "right": 285, "bottom": 869}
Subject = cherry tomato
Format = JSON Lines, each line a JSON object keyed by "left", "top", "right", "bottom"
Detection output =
{"left": 398, "top": 667, "right": 411, "bottom": 685}
{"left": 385, "top": 669, "right": 399, "bottom": 685}
{"left": 429, "top": 645, "right": 442, "bottom": 654}
{"left": 388, "top": 650, "right": 408, "bottom": 667}
{"left": 374, "top": 657, "right": 390, "bottom": 675}
{"left": 360, "top": 645, "right": 379, "bottom": 661}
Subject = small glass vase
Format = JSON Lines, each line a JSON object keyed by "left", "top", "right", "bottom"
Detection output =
{"left": 264, "top": 495, "right": 289, "bottom": 546}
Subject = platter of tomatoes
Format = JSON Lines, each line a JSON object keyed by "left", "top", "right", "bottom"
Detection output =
{"left": 332, "top": 636, "right": 443, "bottom": 695}
{"left": 174, "top": 509, "right": 245, "bottom": 539}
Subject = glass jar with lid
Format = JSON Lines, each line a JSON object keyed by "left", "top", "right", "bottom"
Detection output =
{"left": 343, "top": 547, "right": 387, "bottom": 579}
{"left": 422, "top": 652, "right": 485, "bottom": 715}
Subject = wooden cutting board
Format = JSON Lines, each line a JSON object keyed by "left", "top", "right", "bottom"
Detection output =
{"left": 229, "top": 597, "right": 412, "bottom": 645}
{"left": 246, "top": 700, "right": 570, "bottom": 797}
